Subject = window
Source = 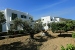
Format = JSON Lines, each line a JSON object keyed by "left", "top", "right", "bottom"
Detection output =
{"left": 12, "top": 13, "right": 17, "bottom": 20}
{"left": 0, "top": 24, "right": 2, "bottom": 32}
{"left": 51, "top": 19, "right": 52, "bottom": 21}
{"left": 42, "top": 19, "right": 44, "bottom": 21}
{"left": 10, "top": 24, "right": 13, "bottom": 26}
{"left": 29, "top": 17, "right": 31, "bottom": 19}
{"left": 21, "top": 15, "right": 26, "bottom": 18}
{"left": 21, "top": 15, "right": 23, "bottom": 18}
{"left": 24, "top": 16, "right": 26, "bottom": 18}
{"left": 29, "top": 17, "right": 33, "bottom": 22}
{"left": 29, "top": 17, "right": 32, "bottom": 20}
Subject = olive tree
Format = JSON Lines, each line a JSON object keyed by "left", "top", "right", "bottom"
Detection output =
{"left": 0, "top": 12, "right": 6, "bottom": 24}
{"left": 51, "top": 22, "right": 66, "bottom": 35}
{"left": 13, "top": 18, "right": 22, "bottom": 30}
{"left": 0, "top": 12, "right": 6, "bottom": 32}
{"left": 33, "top": 22, "right": 43, "bottom": 33}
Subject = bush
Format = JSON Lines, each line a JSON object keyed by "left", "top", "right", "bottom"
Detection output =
{"left": 51, "top": 22, "right": 57, "bottom": 33}
{"left": 61, "top": 46, "right": 65, "bottom": 50}
{"left": 61, "top": 44, "right": 75, "bottom": 50}
{"left": 33, "top": 22, "right": 42, "bottom": 33}
{"left": 72, "top": 32, "right": 75, "bottom": 38}
{"left": 0, "top": 32, "right": 7, "bottom": 36}
{"left": 51, "top": 22, "right": 67, "bottom": 33}
{"left": 19, "top": 30, "right": 24, "bottom": 34}
{"left": 8, "top": 30, "right": 13, "bottom": 35}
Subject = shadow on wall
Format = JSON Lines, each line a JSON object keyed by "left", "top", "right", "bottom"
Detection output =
{"left": 0, "top": 41, "right": 42, "bottom": 50}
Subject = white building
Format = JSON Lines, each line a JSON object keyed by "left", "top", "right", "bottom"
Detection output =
{"left": 0, "top": 8, "right": 33, "bottom": 32}
{"left": 41, "top": 16, "right": 60, "bottom": 30}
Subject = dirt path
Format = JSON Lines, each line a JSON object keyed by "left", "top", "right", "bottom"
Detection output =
{"left": 0, "top": 31, "right": 75, "bottom": 50}
{"left": 0, "top": 35, "right": 29, "bottom": 45}
{"left": 36, "top": 31, "right": 75, "bottom": 50}
{"left": 40, "top": 37, "right": 75, "bottom": 50}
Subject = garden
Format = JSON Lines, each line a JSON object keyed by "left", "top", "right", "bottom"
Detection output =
{"left": 0, "top": 12, "right": 75, "bottom": 50}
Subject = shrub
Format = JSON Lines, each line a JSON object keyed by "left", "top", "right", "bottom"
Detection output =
{"left": 0, "top": 32, "right": 7, "bottom": 36}
{"left": 72, "top": 32, "right": 75, "bottom": 38}
{"left": 51, "top": 22, "right": 67, "bottom": 34}
{"left": 51, "top": 22, "right": 57, "bottom": 33}
{"left": 8, "top": 30, "right": 13, "bottom": 35}
{"left": 33, "top": 22, "right": 42, "bottom": 33}
{"left": 61, "top": 44, "right": 75, "bottom": 50}
{"left": 19, "top": 30, "right": 24, "bottom": 34}
{"left": 61, "top": 46, "right": 65, "bottom": 50}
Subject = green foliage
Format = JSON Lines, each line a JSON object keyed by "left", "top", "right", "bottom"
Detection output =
{"left": 33, "top": 22, "right": 43, "bottom": 33}
{"left": 51, "top": 22, "right": 66, "bottom": 33}
{"left": 51, "top": 22, "right": 57, "bottom": 33}
{"left": 0, "top": 12, "right": 6, "bottom": 24}
{"left": 72, "top": 32, "right": 75, "bottom": 38}
{"left": 65, "top": 20, "right": 75, "bottom": 31}
{"left": 47, "top": 23, "right": 51, "bottom": 28}
{"left": 11, "top": 18, "right": 30, "bottom": 34}
{"left": 61, "top": 46, "right": 65, "bottom": 50}
{"left": 13, "top": 18, "right": 22, "bottom": 30}
{"left": 43, "top": 23, "right": 46, "bottom": 26}
{"left": 12, "top": 18, "right": 42, "bottom": 34}
{"left": 66, "top": 21, "right": 72, "bottom": 31}
{"left": 19, "top": 30, "right": 24, "bottom": 34}
{"left": 51, "top": 20, "right": 75, "bottom": 33}
{"left": 61, "top": 44, "right": 75, "bottom": 50}
{"left": 8, "top": 30, "right": 13, "bottom": 35}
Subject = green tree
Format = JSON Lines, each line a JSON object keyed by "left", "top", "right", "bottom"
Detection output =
{"left": 0, "top": 12, "right": 6, "bottom": 32}
{"left": 51, "top": 22, "right": 58, "bottom": 33}
{"left": 0, "top": 12, "right": 6, "bottom": 24}
{"left": 51, "top": 22, "right": 66, "bottom": 35}
{"left": 13, "top": 18, "right": 32, "bottom": 33}
{"left": 13, "top": 18, "right": 22, "bottom": 30}
{"left": 22, "top": 20, "right": 31, "bottom": 33}
{"left": 33, "top": 22, "right": 42, "bottom": 33}
{"left": 47, "top": 23, "right": 50, "bottom": 28}
{"left": 65, "top": 20, "right": 73, "bottom": 31}
{"left": 72, "top": 20, "right": 75, "bottom": 30}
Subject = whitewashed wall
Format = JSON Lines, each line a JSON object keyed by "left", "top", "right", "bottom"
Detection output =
{"left": 41, "top": 16, "right": 60, "bottom": 30}
{"left": 2, "top": 8, "right": 33, "bottom": 32}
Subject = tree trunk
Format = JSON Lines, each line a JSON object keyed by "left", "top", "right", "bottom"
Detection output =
{"left": 60, "top": 32, "right": 61, "bottom": 35}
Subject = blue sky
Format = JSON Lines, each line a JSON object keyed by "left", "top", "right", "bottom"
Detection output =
{"left": 0, "top": 0, "right": 75, "bottom": 20}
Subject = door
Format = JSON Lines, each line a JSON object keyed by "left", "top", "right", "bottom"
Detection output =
{"left": 0, "top": 24, "right": 2, "bottom": 32}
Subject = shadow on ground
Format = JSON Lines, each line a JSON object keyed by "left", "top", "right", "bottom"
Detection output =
{"left": 45, "top": 31, "right": 57, "bottom": 39}
{"left": 58, "top": 34, "right": 72, "bottom": 37}
{"left": 35, "top": 36, "right": 48, "bottom": 42}
{"left": 0, "top": 41, "right": 42, "bottom": 50}
{"left": 0, "top": 34, "right": 29, "bottom": 40}
{"left": 35, "top": 31, "right": 57, "bottom": 42}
